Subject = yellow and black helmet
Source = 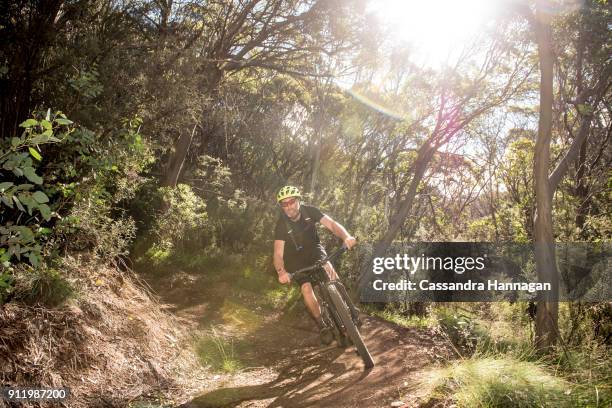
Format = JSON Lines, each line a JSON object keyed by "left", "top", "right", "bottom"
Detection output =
{"left": 277, "top": 185, "right": 301, "bottom": 202}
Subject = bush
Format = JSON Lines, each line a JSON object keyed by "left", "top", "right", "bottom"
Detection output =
{"left": 434, "top": 307, "right": 490, "bottom": 352}
{"left": 416, "top": 303, "right": 611, "bottom": 407}
{"left": 0, "top": 111, "right": 74, "bottom": 269}
{"left": 1, "top": 110, "right": 153, "bottom": 305}
{"left": 134, "top": 183, "right": 210, "bottom": 260}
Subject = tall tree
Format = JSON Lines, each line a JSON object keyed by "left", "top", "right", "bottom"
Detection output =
{"left": 532, "top": 0, "right": 558, "bottom": 349}
{"left": 523, "top": 0, "right": 611, "bottom": 349}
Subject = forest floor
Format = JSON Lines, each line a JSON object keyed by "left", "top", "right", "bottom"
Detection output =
{"left": 143, "top": 267, "right": 456, "bottom": 408}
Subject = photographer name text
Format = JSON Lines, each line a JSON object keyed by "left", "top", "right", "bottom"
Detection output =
{"left": 372, "top": 279, "right": 551, "bottom": 292}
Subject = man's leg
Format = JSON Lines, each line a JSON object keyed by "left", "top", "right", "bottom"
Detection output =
{"left": 301, "top": 282, "right": 322, "bottom": 324}
{"left": 301, "top": 282, "right": 333, "bottom": 345}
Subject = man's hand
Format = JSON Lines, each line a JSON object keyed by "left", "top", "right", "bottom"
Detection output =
{"left": 278, "top": 270, "right": 290, "bottom": 284}
{"left": 344, "top": 235, "right": 357, "bottom": 250}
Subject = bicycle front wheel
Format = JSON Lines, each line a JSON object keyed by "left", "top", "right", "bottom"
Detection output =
{"left": 327, "top": 285, "right": 374, "bottom": 369}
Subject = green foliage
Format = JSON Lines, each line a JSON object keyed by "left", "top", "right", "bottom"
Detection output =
{"left": 143, "top": 244, "right": 172, "bottom": 267}
{"left": 373, "top": 302, "right": 609, "bottom": 406}
{"left": 416, "top": 303, "right": 611, "bottom": 407}
{"left": 434, "top": 307, "right": 492, "bottom": 352}
{"left": 263, "top": 285, "right": 300, "bottom": 309}
{"left": 155, "top": 184, "right": 209, "bottom": 251}
{"left": 0, "top": 108, "right": 153, "bottom": 305}
{"left": 0, "top": 269, "right": 15, "bottom": 304}
{"left": 50, "top": 115, "right": 151, "bottom": 261}
{"left": 68, "top": 65, "right": 103, "bottom": 99}
{"left": 59, "top": 204, "right": 137, "bottom": 261}
{"left": 0, "top": 111, "right": 73, "bottom": 268}
{"left": 549, "top": 342, "right": 611, "bottom": 406}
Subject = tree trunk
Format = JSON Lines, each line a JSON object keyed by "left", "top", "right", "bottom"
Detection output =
{"left": 160, "top": 65, "right": 222, "bottom": 187}
{"left": 162, "top": 125, "right": 196, "bottom": 188}
{"left": 309, "top": 130, "right": 322, "bottom": 198}
{"left": 573, "top": 4, "right": 589, "bottom": 237}
{"left": 373, "top": 143, "right": 435, "bottom": 255}
{"left": 533, "top": 0, "right": 559, "bottom": 350}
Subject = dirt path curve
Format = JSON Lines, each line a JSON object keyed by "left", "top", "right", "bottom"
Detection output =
{"left": 146, "top": 271, "right": 454, "bottom": 408}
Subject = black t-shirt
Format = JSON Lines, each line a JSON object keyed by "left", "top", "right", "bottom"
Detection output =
{"left": 274, "top": 204, "right": 327, "bottom": 273}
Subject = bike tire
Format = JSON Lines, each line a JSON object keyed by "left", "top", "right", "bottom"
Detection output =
{"left": 315, "top": 286, "right": 344, "bottom": 344}
{"left": 327, "top": 285, "right": 374, "bottom": 369}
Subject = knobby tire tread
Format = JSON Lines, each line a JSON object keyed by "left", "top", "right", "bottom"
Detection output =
{"left": 316, "top": 286, "right": 343, "bottom": 344}
{"left": 327, "top": 285, "right": 374, "bottom": 369}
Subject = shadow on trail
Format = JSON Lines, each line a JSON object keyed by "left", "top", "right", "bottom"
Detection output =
{"left": 179, "top": 314, "right": 448, "bottom": 408}
{"left": 181, "top": 348, "right": 373, "bottom": 408}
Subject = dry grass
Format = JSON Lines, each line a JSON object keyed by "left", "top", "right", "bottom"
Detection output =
{"left": 0, "top": 254, "right": 209, "bottom": 407}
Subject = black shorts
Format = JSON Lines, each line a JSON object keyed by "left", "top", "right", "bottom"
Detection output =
{"left": 292, "top": 261, "right": 337, "bottom": 287}
{"left": 292, "top": 270, "right": 316, "bottom": 287}
{"left": 286, "top": 252, "right": 327, "bottom": 287}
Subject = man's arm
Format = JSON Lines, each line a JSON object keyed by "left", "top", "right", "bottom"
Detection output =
{"left": 320, "top": 215, "right": 357, "bottom": 249}
{"left": 273, "top": 240, "right": 290, "bottom": 284}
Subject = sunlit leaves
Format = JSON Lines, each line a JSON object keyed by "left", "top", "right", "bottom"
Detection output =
{"left": 19, "top": 119, "right": 37, "bottom": 128}
{"left": 28, "top": 147, "right": 42, "bottom": 161}
{"left": 1, "top": 110, "right": 74, "bottom": 268}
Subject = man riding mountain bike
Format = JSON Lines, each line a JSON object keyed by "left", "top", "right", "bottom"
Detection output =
{"left": 273, "top": 185, "right": 358, "bottom": 345}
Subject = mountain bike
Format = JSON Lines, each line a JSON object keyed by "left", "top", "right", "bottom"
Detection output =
{"left": 289, "top": 245, "right": 375, "bottom": 369}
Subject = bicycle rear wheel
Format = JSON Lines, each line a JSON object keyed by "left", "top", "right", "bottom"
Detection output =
{"left": 327, "top": 285, "right": 374, "bottom": 369}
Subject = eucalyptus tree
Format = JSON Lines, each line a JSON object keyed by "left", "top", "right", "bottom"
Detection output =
{"left": 511, "top": 0, "right": 611, "bottom": 349}
{"left": 360, "top": 23, "right": 535, "bottom": 292}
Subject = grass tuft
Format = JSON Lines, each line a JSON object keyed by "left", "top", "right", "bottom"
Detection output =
{"left": 422, "top": 357, "right": 574, "bottom": 407}
{"left": 16, "top": 268, "right": 76, "bottom": 307}
{"left": 195, "top": 328, "right": 243, "bottom": 374}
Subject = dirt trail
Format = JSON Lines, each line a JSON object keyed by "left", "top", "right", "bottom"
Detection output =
{"left": 146, "top": 270, "right": 454, "bottom": 408}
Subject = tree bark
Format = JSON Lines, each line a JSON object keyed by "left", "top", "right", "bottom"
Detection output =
{"left": 162, "top": 124, "right": 196, "bottom": 188}
{"left": 533, "top": 0, "right": 559, "bottom": 350}
{"left": 309, "top": 109, "right": 323, "bottom": 198}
